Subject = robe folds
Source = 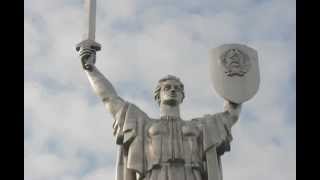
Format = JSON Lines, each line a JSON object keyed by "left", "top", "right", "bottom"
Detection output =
{"left": 112, "top": 102, "right": 233, "bottom": 180}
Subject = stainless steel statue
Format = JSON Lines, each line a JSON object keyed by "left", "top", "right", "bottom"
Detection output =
{"left": 76, "top": 1, "right": 259, "bottom": 180}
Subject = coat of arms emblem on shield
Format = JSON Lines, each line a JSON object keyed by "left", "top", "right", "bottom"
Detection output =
{"left": 220, "top": 48, "right": 251, "bottom": 77}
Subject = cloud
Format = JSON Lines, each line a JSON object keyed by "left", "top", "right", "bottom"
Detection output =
{"left": 24, "top": 0, "right": 295, "bottom": 179}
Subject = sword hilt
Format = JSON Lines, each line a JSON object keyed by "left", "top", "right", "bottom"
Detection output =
{"left": 76, "top": 39, "right": 101, "bottom": 52}
{"left": 76, "top": 39, "right": 101, "bottom": 71}
{"left": 81, "top": 54, "right": 95, "bottom": 71}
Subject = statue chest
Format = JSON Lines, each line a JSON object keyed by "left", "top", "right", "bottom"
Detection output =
{"left": 146, "top": 118, "right": 202, "bottom": 168}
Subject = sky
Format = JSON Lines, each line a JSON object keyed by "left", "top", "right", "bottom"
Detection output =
{"left": 24, "top": 0, "right": 296, "bottom": 180}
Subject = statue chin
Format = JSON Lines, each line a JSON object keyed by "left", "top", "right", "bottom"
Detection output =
{"left": 162, "top": 99, "right": 179, "bottom": 106}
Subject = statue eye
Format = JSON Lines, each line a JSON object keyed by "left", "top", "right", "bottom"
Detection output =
{"left": 164, "top": 85, "right": 171, "bottom": 91}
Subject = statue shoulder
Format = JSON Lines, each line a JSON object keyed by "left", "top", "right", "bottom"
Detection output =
{"left": 203, "top": 112, "right": 229, "bottom": 121}
{"left": 190, "top": 112, "right": 225, "bottom": 121}
{"left": 113, "top": 100, "right": 151, "bottom": 128}
{"left": 126, "top": 102, "right": 150, "bottom": 119}
{"left": 190, "top": 112, "right": 230, "bottom": 128}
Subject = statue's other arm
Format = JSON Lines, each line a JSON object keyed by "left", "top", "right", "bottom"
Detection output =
{"left": 79, "top": 48, "right": 125, "bottom": 117}
{"left": 223, "top": 100, "right": 242, "bottom": 128}
{"left": 201, "top": 101, "right": 241, "bottom": 156}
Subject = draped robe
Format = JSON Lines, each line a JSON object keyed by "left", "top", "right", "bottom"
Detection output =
{"left": 112, "top": 102, "right": 234, "bottom": 180}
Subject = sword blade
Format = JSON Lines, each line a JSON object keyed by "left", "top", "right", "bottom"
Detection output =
{"left": 76, "top": 0, "right": 101, "bottom": 51}
{"left": 83, "top": 0, "right": 96, "bottom": 40}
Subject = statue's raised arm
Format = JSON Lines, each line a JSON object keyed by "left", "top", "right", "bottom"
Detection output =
{"left": 79, "top": 48, "right": 126, "bottom": 118}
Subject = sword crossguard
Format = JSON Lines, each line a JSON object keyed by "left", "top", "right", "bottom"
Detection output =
{"left": 76, "top": 39, "right": 101, "bottom": 52}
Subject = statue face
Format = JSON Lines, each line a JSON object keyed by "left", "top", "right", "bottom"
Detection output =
{"left": 160, "top": 80, "right": 184, "bottom": 106}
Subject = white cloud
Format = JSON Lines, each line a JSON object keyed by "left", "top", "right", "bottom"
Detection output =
{"left": 81, "top": 166, "right": 115, "bottom": 180}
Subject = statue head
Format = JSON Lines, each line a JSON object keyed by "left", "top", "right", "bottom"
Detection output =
{"left": 154, "top": 75, "right": 185, "bottom": 106}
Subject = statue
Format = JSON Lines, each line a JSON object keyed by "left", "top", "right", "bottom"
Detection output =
{"left": 79, "top": 47, "right": 241, "bottom": 180}
{"left": 76, "top": 1, "right": 260, "bottom": 180}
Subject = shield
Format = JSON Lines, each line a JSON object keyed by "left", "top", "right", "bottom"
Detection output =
{"left": 209, "top": 44, "right": 260, "bottom": 103}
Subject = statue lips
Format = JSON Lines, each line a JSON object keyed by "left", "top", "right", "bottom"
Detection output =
{"left": 230, "top": 61, "right": 240, "bottom": 67}
{"left": 168, "top": 93, "right": 178, "bottom": 99}
{"left": 165, "top": 93, "right": 179, "bottom": 104}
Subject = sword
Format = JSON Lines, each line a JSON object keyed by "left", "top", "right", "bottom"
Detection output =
{"left": 76, "top": 0, "right": 101, "bottom": 52}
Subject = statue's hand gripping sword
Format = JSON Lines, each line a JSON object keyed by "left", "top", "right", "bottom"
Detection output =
{"left": 76, "top": 0, "right": 101, "bottom": 70}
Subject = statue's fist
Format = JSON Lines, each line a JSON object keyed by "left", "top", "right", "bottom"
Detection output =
{"left": 224, "top": 100, "right": 242, "bottom": 114}
{"left": 79, "top": 48, "right": 96, "bottom": 71}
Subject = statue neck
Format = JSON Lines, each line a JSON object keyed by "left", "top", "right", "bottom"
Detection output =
{"left": 160, "top": 104, "right": 180, "bottom": 118}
